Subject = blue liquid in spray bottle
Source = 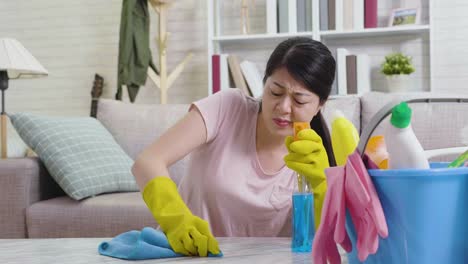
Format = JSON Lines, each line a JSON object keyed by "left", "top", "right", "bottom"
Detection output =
{"left": 291, "top": 174, "right": 315, "bottom": 252}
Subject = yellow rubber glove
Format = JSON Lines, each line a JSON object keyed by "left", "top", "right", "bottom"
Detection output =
{"left": 331, "top": 110, "right": 360, "bottom": 166}
{"left": 142, "top": 177, "right": 220, "bottom": 257}
{"left": 284, "top": 129, "right": 330, "bottom": 230}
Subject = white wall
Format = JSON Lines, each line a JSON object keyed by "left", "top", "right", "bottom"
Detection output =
{"left": 431, "top": 0, "right": 468, "bottom": 94}
{"left": 0, "top": 0, "right": 208, "bottom": 117}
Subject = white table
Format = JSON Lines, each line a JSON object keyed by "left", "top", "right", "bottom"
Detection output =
{"left": 0, "top": 237, "right": 348, "bottom": 263}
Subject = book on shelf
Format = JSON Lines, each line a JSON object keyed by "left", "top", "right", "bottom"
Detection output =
{"left": 345, "top": 53, "right": 371, "bottom": 95}
{"left": 336, "top": 48, "right": 349, "bottom": 95}
{"left": 320, "top": 0, "right": 328, "bottom": 30}
{"left": 277, "top": 0, "right": 288, "bottom": 33}
{"left": 277, "top": 0, "right": 297, "bottom": 33}
{"left": 338, "top": 0, "right": 364, "bottom": 31}
{"left": 346, "top": 55, "right": 357, "bottom": 94}
{"left": 296, "top": 0, "right": 312, "bottom": 32}
{"left": 212, "top": 54, "right": 221, "bottom": 94}
{"left": 266, "top": 0, "right": 277, "bottom": 34}
{"left": 353, "top": 0, "right": 364, "bottom": 30}
{"left": 364, "top": 0, "right": 377, "bottom": 28}
{"left": 288, "top": 0, "right": 297, "bottom": 33}
{"left": 356, "top": 54, "right": 371, "bottom": 94}
{"left": 343, "top": 0, "right": 354, "bottom": 31}
{"left": 297, "top": 0, "right": 307, "bottom": 32}
{"left": 328, "top": 0, "right": 336, "bottom": 30}
{"left": 220, "top": 54, "right": 231, "bottom": 91}
{"left": 240, "top": 60, "right": 263, "bottom": 98}
{"left": 323, "top": 0, "right": 368, "bottom": 31}
{"left": 227, "top": 55, "right": 252, "bottom": 96}
{"left": 335, "top": 0, "right": 343, "bottom": 31}
{"left": 306, "top": 0, "right": 313, "bottom": 31}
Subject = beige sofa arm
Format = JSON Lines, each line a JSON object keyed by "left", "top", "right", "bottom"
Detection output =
{"left": 0, "top": 157, "right": 64, "bottom": 238}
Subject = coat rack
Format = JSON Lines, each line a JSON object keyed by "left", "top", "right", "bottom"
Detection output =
{"left": 147, "top": 0, "right": 193, "bottom": 104}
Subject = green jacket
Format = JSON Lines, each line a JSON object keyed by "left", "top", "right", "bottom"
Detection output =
{"left": 116, "top": 0, "right": 158, "bottom": 102}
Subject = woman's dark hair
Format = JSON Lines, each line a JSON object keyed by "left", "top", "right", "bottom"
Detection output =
{"left": 263, "top": 37, "right": 337, "bottom": 166}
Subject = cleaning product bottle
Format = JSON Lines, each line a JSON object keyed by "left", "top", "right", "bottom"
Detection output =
{"left": 384, "top": 102, "right": 430, "bottom": 169}
{"left": 365, "top": 135, "right": 389, "bottom": 169}
{"left": 331, "top": 110, "right": 360, "bottom": 166}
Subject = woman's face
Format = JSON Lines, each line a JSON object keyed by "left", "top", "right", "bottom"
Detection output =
{"left": 261, "top": 67, "right": 322, "bottom": 138}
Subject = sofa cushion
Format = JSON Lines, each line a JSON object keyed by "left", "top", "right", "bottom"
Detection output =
{"left": 97, "top": 99, "right": 190, "bottom": 185}
{"left": 360, "top": 92, "right": 468, "bottom": 160}
{"left": 322, "top": 95, "right": 361, "bottom": 132}
{"left": 26, "top": 192, "right": 156, "bottom": 238}
{"left": 10, "top": 112, "right": 138, "bottom": 200}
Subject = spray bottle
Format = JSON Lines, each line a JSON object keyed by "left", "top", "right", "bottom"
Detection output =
{"left": 291, "top": 122, "right": 314, "bottom": 252}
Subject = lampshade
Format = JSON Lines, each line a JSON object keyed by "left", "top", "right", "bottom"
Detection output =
{"left": 0, "top": 38, "right": 48, "bottom": 159}
{"left": 0, "top": 38, "right": 48, "bottom": 79}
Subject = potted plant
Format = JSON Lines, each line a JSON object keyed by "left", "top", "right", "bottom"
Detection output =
{"left": 381, "top": 52, "right": 415, "bottom": 92}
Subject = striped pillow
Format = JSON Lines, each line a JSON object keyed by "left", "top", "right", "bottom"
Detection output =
{"left": 10, "top": 112, "right": 138, "bottom": 200}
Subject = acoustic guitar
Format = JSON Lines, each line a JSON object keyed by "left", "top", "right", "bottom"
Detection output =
{"left": 90, "top": 74, "right": 104, "bottom": 118}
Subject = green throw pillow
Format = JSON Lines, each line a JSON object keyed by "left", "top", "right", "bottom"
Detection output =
{"left": 10, "top": 112, "right": 139, "bottom": 200}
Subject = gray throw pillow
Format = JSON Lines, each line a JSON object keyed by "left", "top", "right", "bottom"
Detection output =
{"left": 9, "top": 112, "right": 138, "bottom": 200}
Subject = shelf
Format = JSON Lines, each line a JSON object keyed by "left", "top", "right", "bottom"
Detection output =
{"left": 210, "top": 25, "right": 429, "bottom": 43}
{"left": 208, "top": 0, "right": 433, "bottom": 95}
{"left": 320, "top": 25, "right": 430, "bottom": 39}
{"left": 211, "top": 32, "right": 313, "bottom": 43}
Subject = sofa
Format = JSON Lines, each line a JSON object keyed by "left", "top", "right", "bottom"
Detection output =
{"left": 1, "top": 91, "right": 468, "bottom": 238}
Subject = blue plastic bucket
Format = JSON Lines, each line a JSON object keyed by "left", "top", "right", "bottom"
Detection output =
{"left": 346, "top": 163, "right": 468, "bottom": 264}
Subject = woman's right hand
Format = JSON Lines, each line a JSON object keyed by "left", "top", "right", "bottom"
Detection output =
{"left": 142, "top": 176, "right": 220, "bottom": 257}
{"left": 283, "top": 129, "right": 329, "bottom": 229}
{"left": 284, "top": 129, "right": 329, "bottom": 188}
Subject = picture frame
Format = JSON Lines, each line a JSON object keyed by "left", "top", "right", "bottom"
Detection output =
{"left": 388, "top": 7, "right": 421, "bottom": 27}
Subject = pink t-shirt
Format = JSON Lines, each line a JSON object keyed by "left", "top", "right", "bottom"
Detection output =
{"left": 178, "top": 89, "right": 297, "bottom": 237}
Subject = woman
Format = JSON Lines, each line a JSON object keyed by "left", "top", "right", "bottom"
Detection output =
{"left": 132, "top": 37, "right": 336, "bottom": 257}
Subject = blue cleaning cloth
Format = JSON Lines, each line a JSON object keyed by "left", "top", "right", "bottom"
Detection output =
{"left": 98, "top": 227, "right": 223, "bottom": 260}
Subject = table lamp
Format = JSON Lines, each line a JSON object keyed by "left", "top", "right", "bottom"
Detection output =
{"left": 0, "top": 38, "right": 48, "bottom": 159}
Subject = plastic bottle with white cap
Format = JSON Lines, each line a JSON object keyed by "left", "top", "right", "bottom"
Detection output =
{"left": 384, "top": 102, "right": 430, "bottom": 169}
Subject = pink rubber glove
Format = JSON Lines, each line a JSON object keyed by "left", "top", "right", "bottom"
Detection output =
{"left": 348, "top": 210, "right": 379, "bottom": 260}
{"left": 344, "top": 151, "right": 388, "bottom": 262}
{"left": 344, "top": 157, "right": 371, "bottom": 260}
{"left": 312, "top": 166, "right": 351, "bottom": 264}
{"left": 360, "top": 151, "right": 383, "bottom": 254}
{"left": 348, "top": 151, "right": 388, "bottom": 238}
